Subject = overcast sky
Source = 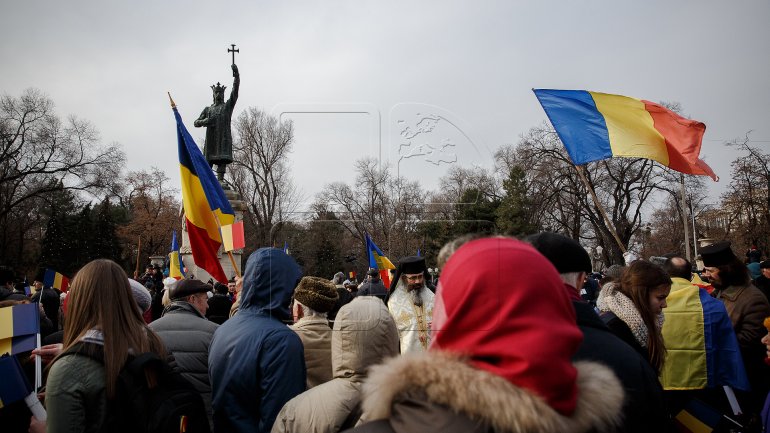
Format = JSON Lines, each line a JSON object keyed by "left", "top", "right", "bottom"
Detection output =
{"left": 3, "top": 0, "right": 768, "bottom": 212}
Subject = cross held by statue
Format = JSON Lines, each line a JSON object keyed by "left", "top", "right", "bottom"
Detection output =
{"left": 228, "top": 44, "right": 239, "bottom": 65}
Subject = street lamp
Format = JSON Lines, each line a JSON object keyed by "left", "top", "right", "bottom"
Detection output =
{"left": 427, "top": 268, "right": 437, "bottom": 284}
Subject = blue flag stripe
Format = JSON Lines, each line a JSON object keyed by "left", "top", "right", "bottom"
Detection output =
{"left": 174, "top": 108, "right": 234, "bottom": 216}
{"left": 533, "top": 89, "right": 612, "bottom": 165}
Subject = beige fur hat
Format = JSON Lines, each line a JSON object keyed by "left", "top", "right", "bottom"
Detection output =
{"left": 294, "top": 276, "right": 338, "bottom": 313}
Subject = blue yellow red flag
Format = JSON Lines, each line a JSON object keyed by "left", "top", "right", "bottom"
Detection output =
{"left": 172, "top": 100, "right": 234, "bottom": 283}
{"left": 366, "top": 233, "right": 395, "bottom": 270}
{"left": 43, "top": 269, "right": 69, "bottom": 292}
{"left": 533, "top": 89, "right": 717, "bottom": 181}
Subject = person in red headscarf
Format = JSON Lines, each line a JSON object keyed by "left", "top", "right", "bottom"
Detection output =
{"left": 347, "top": 237, "right": 624, "bottom": 433}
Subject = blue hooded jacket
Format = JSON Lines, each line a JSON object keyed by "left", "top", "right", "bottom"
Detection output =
{"left": 209, "top": 248, "right": 306, "bottom": 433}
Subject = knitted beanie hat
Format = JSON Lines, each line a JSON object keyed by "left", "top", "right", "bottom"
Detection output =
{"left": 294, "top": 276, "right": 339, "bottom": 313}
{"left": 128, "top": 278, "right": 152, "bottom": 313}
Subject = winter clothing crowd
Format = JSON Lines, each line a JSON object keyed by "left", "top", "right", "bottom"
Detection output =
{"left": 2, "top": 234, "right": 770, "bottom": 433}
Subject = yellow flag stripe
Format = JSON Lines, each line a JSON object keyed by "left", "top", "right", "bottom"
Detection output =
{"left": 179, "top": 164, "right": 234, "bottom": 242}
{"left": 591, "top": 92, "right": 669, "bottom": 165}
{"left": 0, "top": 307, "right": 13, "bottom": 340}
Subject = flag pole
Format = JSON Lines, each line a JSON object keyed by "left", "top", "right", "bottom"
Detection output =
{"left": 574, "top": 164, "right": 627, "bottom": 254}
{"left": 134, "top": 235, "right": 142, "bottom": 279}
{"left": 35, "top": 332, "right": 42, "bottom": 392}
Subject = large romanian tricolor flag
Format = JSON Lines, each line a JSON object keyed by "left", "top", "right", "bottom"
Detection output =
{"left": 0, "top": 303, "right": 39, "bottom": 356}
{"left": 660, "top": 282, "right": 749, "bottom": 391}
{"left": 43, "top": 269, "right": 69, "bottom": 292}
{"left": 533, "top": 89, "right": 718, "bottom": 181}
{"left": 172, "top": 103, "right": 234, "bottom": 284}
{"left": 365, "top": 233, "right": 395, "bottom": 288}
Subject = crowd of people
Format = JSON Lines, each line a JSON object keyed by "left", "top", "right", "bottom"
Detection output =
{"left": 2, "top": 234, "right": 770, "bottom": 433}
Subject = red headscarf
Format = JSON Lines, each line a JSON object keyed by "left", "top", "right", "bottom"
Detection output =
{"left": 431, "top": 237, "right": 583, "bottom": 415}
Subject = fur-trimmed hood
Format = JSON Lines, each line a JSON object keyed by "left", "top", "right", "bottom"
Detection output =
{"left": 360, "top": 351, "right": 624, "bottom": 433}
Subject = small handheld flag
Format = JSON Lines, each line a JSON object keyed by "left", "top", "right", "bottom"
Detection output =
{"left": 169, "top": 230, "right": 186, "bottom": 280}
{"left": 0, "top": 355, "right": 31, "bottom": 408}
{"left": 43, "top": 269, "right": 69, "bottom": 292}
{"left": 221, "top": 221, "right": 245, "bottom": 252}
{"left": 0, "top": 303, "right": 40, "bottom": 356}
{"left": 674, "top": 398, "right": 722, "bottom": 433}
{"left": 365, "top": 233, "right": 395, "bottom": 288}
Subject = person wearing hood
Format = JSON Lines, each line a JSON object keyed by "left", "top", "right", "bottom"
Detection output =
{"left": 273, "top": 296, "right": 399, "bottom": 433}
{"left": 209, "top": 248, "right": 305, "bottom": 433}
{"left": 348, "top": 237, "right": 624, "bottom": 433}
{"left": 386, "top": 256, "right": 434, "bottom": 354}
{"left": 149, "top": 279, "right": 219, "bottom": 430}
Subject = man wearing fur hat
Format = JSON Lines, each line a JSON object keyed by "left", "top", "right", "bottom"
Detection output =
{"left": 292, "top": 276, "right": 339, "bottom": 389}
{"left": 149, "top": 279, "right": 219, "bottom": 429}
{"left": 701, "top": 241, "right": 770, "bottom": 412}
{"left": 386, "top": 256, "right": 434, "bottom": 354}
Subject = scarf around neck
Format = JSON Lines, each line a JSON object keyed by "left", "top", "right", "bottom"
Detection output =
{"left": 596, "top": 283, "right": 664, "bottom": 348}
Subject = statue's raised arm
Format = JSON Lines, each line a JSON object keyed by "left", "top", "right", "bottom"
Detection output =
{"left": 228, "top": 64, "right": 240, "bottom": 108}
{"left": 194, "top": 63, "right": 240, "bottom": 182}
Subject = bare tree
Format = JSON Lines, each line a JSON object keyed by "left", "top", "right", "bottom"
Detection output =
{"left": 116, "top": 167, "right": 181, "bottom": 269}
{"left": 229, "top": 107, "right": 300, "bottom": 247}
{"left": 0, "top": 88, "right": 124, "bottom": 267}
{"left": 0, "top": 89, "right": 124, "bottom": 218}
{"left": 708, "top": 133, "right": 770, "bottom": 255}
{"left": 510, "top": 123, "right": 676, "bottom": 265}
{"left": 315, "top": 157, "right": 424, "bottom": 258}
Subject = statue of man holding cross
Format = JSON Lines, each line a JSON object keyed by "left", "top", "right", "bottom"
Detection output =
{"left": 194, "top": 44, "right": 240, "bottom": 182}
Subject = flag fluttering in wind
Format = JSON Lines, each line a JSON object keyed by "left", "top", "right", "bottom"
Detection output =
{"left": 169, "top": 230, "right": 185, "bottom": 280}
{"left": 43, "top": 269, "right": 69, "bottom": 292}
{"left": 0, "top": 303, "right": 40, "bottom": 356}
{"left": 365, "top": 233, "right": 395, "bottom": 288}
{"left": 533, "top": 89, "right": 717, "bottom": 181}
{"left": 172, "top": 100, "right": 234, "bottom": 283}
{"left": 221, "top": 221, "right": 245, "bottom": 252}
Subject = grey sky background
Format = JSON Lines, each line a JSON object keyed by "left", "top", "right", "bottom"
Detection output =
{"left": 2, "top": 0, "right": 768, "bottom": 211}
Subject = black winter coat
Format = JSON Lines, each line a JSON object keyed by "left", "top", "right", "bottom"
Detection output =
{"left": 573, "top": 301, "right": 672, "bottom": 433}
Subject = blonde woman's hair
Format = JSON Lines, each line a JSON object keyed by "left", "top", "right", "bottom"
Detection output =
{"left": 60, "top": 259, "right": 166, "bottom": 397}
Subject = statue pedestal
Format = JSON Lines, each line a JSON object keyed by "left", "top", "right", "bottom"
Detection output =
{"left": 180, "top": 187, "right": 248, "bottom": 282}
